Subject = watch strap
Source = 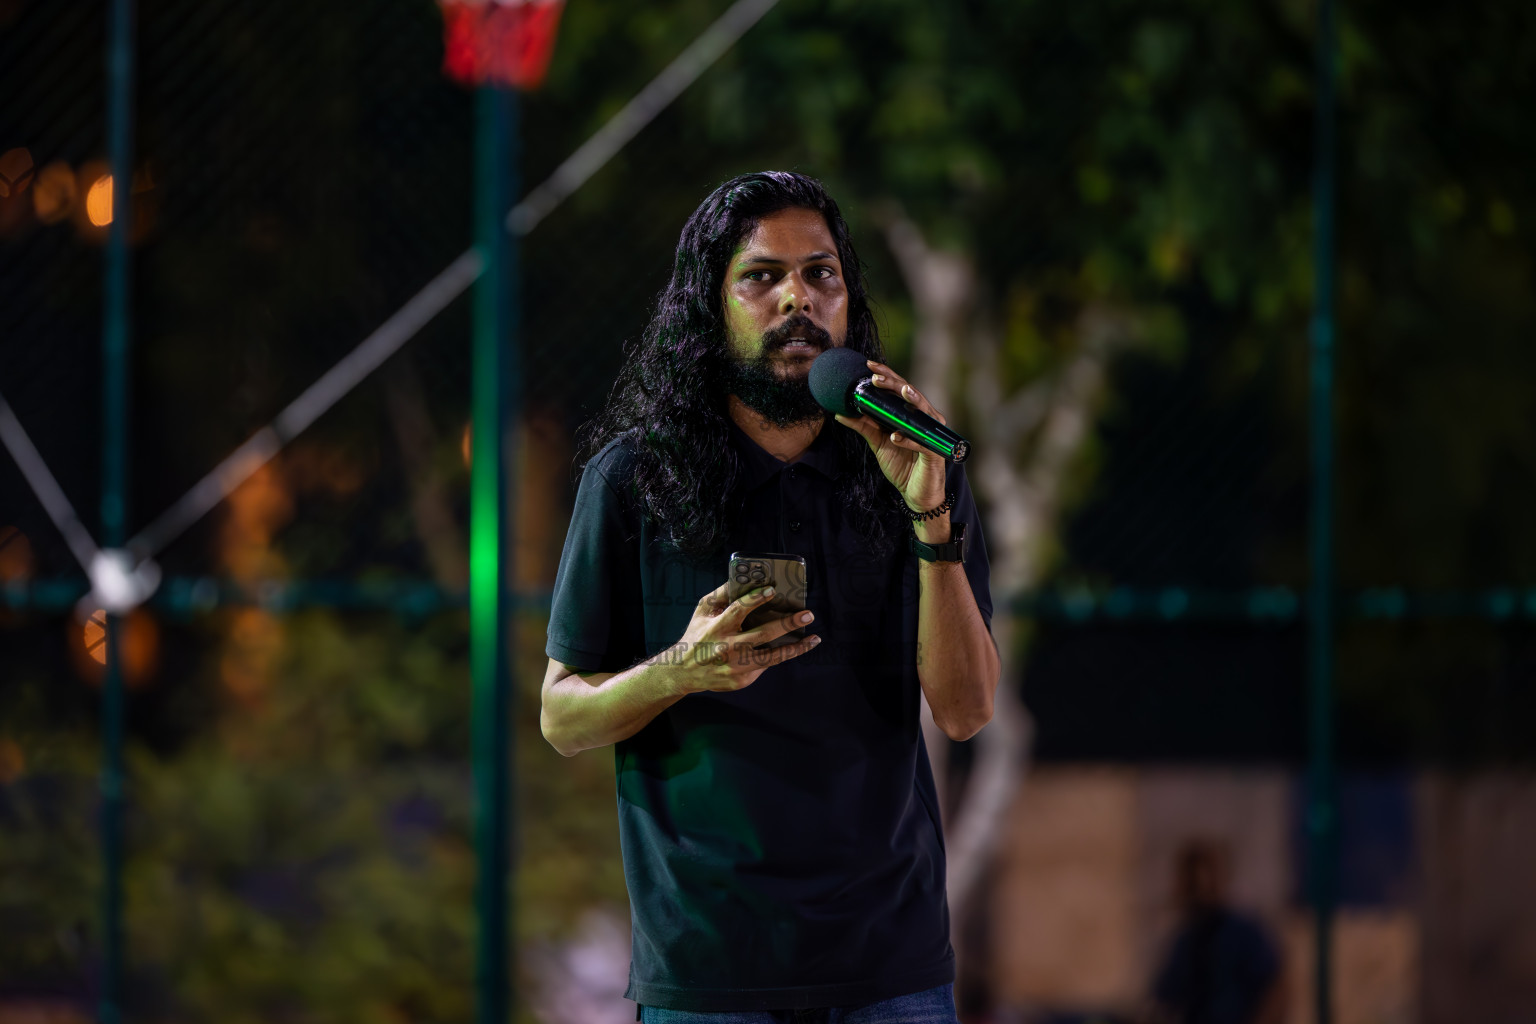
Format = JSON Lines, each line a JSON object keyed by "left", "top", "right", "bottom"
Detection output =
{"left": 910, "top": 520, "right": 967, "bottom": 563}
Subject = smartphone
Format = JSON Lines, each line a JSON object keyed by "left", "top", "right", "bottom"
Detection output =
{"left": 725, "top": 552, "right": 810, "bottom": 650}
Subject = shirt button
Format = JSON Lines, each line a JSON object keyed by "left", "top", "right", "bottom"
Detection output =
{"left": 789, "top": 520, "right": 802, "bottom": 532}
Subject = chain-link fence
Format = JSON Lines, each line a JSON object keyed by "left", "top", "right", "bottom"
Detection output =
{"left": 3, "top": 0, "right": 1535, "bottom": 1021}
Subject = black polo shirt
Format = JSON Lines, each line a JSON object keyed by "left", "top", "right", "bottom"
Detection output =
{"left": 545, "top": 415, "right": 994, "bottom": 1012}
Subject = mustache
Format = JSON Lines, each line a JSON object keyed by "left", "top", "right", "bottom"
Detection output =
{"left": 762, "top": 315, "right": 832, "bottom": 350}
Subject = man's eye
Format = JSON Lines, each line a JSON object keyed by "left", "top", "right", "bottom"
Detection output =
{"left": 810, "top": 267, "right": 837, "bottom": 280}
{"left": 745, "top": 270, "right": 771, "bottom": 281}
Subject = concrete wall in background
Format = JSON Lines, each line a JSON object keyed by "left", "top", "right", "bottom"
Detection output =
{"left": 1417, "top": 774, "right": 1536, "bottom": 1024}
{"left": 990, "top": 766, "right": 1535, "bottom": 1024}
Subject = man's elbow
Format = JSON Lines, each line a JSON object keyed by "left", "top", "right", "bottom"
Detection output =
{"left": 937, "top": 699, "right": 994, "bottom": 742}
{"left": 539, "top": 707, "right": 581, "bottom": 757}
{"left": 939, "top": 651, "right": 1001, "bottom": 741}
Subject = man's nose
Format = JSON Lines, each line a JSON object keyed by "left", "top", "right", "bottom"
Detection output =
{"left": 777, "top": 272, "right": 811, "bottom": 315}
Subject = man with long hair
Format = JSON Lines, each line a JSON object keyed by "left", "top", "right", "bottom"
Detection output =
{"left": 541, "top": 171, "right": 1000, "bottom": 1023}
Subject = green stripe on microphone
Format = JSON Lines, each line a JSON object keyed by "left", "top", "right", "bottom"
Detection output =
{"left": 853, "top": 390, "right": 959, "bottom": 459}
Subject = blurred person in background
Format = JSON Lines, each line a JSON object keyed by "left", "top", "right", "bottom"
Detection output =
{"left": 540, "top": 170, "right": 999, "bottom": 1023}
{"left": 1143, "top": 840, "right": 1285, "bottom": 1024}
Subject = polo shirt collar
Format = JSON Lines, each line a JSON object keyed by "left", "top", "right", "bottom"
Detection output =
{"left": 726, "top": 412, "right": 843, "bottom": 490}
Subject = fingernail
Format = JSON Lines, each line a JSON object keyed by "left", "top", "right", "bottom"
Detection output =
{"left": 809, "top": 635, "right": 822, "bottom": 645}
{"left": 799, "top": 611, "right": 814, "bottom": 623}
{"left": 762, "top": 586, "right": 775, "bottom": 597}
{"left": 871, "top": 374, "right": 885, "bottom": 383}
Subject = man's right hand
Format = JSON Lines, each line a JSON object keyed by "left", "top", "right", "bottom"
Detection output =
{"left": 671, "top": 581, "right": 821, "bottom": 694}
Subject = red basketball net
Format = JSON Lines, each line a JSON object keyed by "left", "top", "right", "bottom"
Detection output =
{"left": 440, "top": 0, "right": 565, "bottom": 89}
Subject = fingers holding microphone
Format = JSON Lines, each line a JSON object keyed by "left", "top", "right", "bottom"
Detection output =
{"left": 864, "top": 359, "right": 947, "bottom": 425}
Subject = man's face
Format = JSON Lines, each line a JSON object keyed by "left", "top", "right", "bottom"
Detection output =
{"left": 719, "top": 206, "right": 849, "bottom": 427}
{"left": 1176, "top": 849, "right": 1228, "bottom": 913}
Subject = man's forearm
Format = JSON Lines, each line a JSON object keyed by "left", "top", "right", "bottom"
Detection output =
{"left": 914, "top": 513, "right": 1001, "bottom": 740}
{"left": 541, "top": 649, "right": 690, "bottom": 757}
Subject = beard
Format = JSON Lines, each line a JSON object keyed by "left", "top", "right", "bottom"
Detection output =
{"left": 721, "top": 314, "right": 835, "bottom": 428}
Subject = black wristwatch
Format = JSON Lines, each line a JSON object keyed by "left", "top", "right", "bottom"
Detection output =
{"left": 910, "top": 521, "right": 967, "bottom": 563}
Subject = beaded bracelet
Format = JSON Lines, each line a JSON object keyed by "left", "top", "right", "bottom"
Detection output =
{"left": 899, "top": 489, "right": 956, "bottom": 522}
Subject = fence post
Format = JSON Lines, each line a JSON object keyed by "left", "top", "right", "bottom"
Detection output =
{"left": 1307, "top": 0, "right": 1339, "bottom": 1019}
{"left": 472, "top": 85, "right": 519, "bottom": 1024}
{"left": 100, "top": 0, "right": 136, "bottom": 1019}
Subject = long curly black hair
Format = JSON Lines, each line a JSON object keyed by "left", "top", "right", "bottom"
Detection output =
{"left": 573, "top": 171, "right": 908, "bottom": 560}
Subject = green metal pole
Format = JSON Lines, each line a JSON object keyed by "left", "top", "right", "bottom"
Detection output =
{"left": 101, "top": 0, "right": 135, "bottom": 1019}
{"left": 1307, "top": 0, "right": 1339, "bottom": 1020}
{"left": 472, "top": 85, "right": 518, "bottom": 1024}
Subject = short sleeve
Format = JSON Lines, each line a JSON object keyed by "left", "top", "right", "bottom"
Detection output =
{"left": 948, "top": 460, "right": 995, "bottom": 635}
{"left": 545, "top": 445, "right": 644, "bottom": 673}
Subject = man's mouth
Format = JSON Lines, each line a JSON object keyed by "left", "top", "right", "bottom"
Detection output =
{"left": 766, "top": 315, "right": 831, "bottom": 355}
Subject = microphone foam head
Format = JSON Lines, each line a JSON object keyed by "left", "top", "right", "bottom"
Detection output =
{"left": 808, "top": 346, "right": 870, "bottom": 417}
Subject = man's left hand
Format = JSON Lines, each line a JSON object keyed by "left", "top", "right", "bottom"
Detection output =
{"left": 833, "top": 358, "right": 949, "bottom": 516}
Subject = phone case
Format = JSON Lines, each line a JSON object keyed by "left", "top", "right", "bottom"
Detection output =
{"left": 726, "top": 552, "right": 810, "bottom": 650}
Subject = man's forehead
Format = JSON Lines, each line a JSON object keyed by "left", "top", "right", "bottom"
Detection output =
{"left": 732, "top": 208, "right": 839, "bottom": 262}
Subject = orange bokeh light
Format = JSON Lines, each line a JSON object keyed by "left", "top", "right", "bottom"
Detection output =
{"left": 86, "top": 174, "right": 113, "bottom": 226}
{"left": 0, "top": 738, "right": 24, "bottom": 784}
{"left": 31, "top": 161, "right": 77, "bottom": 224}
{"left": 220, "top": 607, "right": 283, "bottom": 704}
{"left": 0, "top": 148, "right": 34, "bottom": 198}
{"left": 72, "top": 607, "right": 159, "bottom": 688}
{"left": 0, "top": 526, "right": 33, "bottom": 581}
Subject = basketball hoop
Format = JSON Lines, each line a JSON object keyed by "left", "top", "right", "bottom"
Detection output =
{"left": 440, "top": 0, "right": 565, "bottom": 90}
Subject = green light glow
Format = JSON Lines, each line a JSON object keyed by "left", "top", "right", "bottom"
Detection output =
{"left": 471, "top": 85, "right": 516, "bottom": 1024}
{"left": 470, "top": 381, "right": 499, "bottom": 688}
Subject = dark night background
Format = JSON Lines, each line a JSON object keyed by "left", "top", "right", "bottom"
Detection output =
{"left": 2, "top": 0, "right": 1534, "bottom": 1020}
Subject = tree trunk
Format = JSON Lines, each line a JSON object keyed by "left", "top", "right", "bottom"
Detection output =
{"left": 881, "top": 205, "right": 1129, "bottom": 1016}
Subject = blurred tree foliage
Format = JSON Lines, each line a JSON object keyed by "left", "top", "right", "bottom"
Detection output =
{"left": 1, "top": 608, "right": 621, "bottom": 1023}
{"left": 546, "top": 0, "right": 1536, "bottom": 590}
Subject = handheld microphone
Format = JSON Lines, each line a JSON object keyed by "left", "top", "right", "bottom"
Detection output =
{"left": 808, "top": 347, "right": 970, "bottom": 463}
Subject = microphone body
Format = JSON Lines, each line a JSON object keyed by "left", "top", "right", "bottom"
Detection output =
{"left": 808, "top": 348, "right": 971, "bottom": 463}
